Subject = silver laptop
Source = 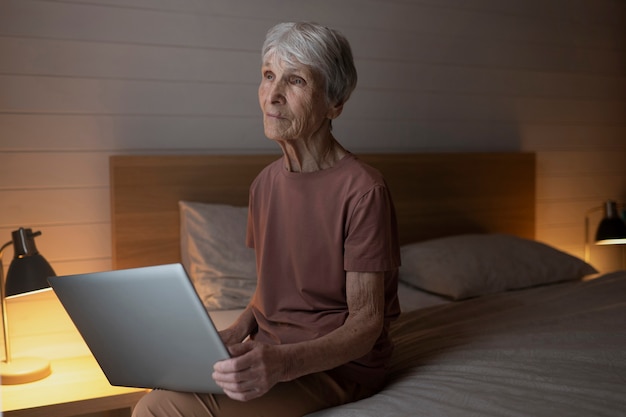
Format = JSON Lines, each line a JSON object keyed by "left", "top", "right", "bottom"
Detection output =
{"left": 48, "top": 263, "right": 230, "bottom": 393}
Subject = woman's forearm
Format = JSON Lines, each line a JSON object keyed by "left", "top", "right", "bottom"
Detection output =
{"left": 219, "top": 305, "right": 258, "bottom": 345}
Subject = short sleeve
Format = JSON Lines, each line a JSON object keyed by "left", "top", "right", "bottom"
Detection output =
{"left": 344, "top": 184, "right": 400, "bottom": 272}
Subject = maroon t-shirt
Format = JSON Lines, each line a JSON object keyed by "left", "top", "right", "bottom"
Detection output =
{"left": 246, "top": 153, "right": 401, "bottom": 389}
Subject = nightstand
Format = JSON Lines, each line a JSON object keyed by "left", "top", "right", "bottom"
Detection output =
{"left": 1, "top": 289, "right": 147, "bottom": 417}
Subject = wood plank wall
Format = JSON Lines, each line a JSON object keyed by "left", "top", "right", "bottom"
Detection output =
{"left": 1, "top": 0, "right": 625, "bottom": 275}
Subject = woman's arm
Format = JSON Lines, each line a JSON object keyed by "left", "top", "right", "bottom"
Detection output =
{"left": 218, "top": 305, "right": 258, "bottom": 346}
{"left": 213, "top": 271, "right": 385, "bottom": 400}
{"left": 280, "top": 270, "right": 384, "bottom": 379}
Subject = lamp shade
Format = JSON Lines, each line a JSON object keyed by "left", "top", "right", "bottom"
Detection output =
{"left": 595, "top": 201, "right": 626, "bottom": 245}
{"left": 5, "top": 228, "right": 55, "bottom": 297}
{"left": 1, "top": 227, "right": 54, "bottom": 384}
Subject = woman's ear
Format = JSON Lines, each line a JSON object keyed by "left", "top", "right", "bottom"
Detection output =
{"left": 327, "top": 102, "right": 344, "bottom": 120}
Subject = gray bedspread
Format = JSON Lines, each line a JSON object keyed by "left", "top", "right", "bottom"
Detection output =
{"left": 309, "top": 271, "right": 626, "bottom": 416}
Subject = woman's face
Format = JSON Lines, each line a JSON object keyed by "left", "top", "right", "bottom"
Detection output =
{"left": 258, "top": 55, "right": 340, "bottom": 143}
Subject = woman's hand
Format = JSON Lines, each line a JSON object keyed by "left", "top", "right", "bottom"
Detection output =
{"left": 212, "top": 341, "right": 286, "bottom": 401}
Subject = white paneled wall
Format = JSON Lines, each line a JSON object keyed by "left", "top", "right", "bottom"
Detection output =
{"left": 1, "top": 0, "right": 625, "bottom": 275}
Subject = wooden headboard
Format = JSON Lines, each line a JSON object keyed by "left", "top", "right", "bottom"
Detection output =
{"left": 110, "top": 153, "right": 535, "bottom": 270}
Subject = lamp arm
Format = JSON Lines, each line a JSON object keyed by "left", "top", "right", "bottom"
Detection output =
{"left": 1, "top": 241, "right": 13, "bottom": 364}
{"left": 584, "top": 206, "right": 602, "bottom": 263}
{"left": 584, "top": 213, "right": 590, "bottom": 263}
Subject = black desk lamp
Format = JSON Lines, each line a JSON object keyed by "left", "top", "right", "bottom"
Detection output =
{"left": 1, "top": 227, "right": 55, "bottom": 384}
{"left": 595, "top": 201, "right": 626, "bottom": 246}
{"left": 584, "top": 200, "right": 626, "bottom": 266}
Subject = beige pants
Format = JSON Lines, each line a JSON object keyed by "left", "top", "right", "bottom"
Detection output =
{"left": 132, "top": 372, "right": 376, "bottom": 417}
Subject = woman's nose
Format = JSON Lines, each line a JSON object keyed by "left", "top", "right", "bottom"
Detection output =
{"left": 269, "top": 81, "right": 286, "bottom": 103}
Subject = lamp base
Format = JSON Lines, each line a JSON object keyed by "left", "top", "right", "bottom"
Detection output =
{"left": 1, "top": 356, "right": 51, "bottom": 384}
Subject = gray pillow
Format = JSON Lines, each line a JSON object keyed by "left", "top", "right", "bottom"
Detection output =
{"left": 179, "top": 201, "right": 256, "bottom": 310}
{"left": 399, "top": 234, "right": 597, "bottom": 300}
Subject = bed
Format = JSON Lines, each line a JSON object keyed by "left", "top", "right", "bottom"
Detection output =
{"left": 109, "top": 152, "right": 626, "bottom": 416}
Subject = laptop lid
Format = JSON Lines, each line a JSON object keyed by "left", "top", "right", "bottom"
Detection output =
{"left": 48, "top": 263, "right": 230, "bottom": 393}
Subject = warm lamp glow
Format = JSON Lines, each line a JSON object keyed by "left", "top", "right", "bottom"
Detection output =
{"left": 596, "top": 238, "right": 626, "bottom": 246}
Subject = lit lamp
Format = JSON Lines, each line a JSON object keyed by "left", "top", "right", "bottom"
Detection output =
{"left": 1, "top": 227, "right": 55, "bottom": 384}
{"left": 584, "top": 200, "right": 626, "bottom": 266}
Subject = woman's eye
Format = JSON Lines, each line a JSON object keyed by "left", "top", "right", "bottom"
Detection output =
{"left": 291, "top": 77, "right": 305, "bottom": 85}
{"left": 264, "top": 72, "right": 274, "bottom": 80}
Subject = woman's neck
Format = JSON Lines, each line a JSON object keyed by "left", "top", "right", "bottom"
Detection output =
{"left": 278, "top": 134, "right": 346, "bottom": 173}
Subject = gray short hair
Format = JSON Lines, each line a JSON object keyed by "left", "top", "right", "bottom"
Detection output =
{"left": 261, "top": 22, "right": 358, "bottom": 106}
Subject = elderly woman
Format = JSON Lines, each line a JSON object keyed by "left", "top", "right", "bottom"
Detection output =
{"left": 133, "top": 22, "right": 400, "bottom": 417}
